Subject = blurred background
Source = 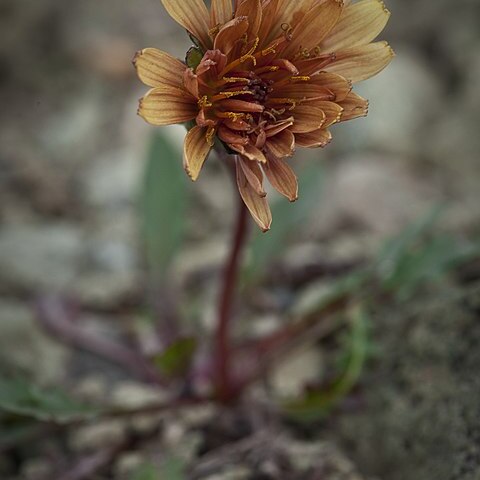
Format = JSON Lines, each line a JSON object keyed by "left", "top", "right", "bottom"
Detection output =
{"left": 0, "top": 0, "right": 479, "bottom": 479}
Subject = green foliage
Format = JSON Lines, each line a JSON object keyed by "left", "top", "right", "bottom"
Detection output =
{"left": 0, "top": 376, "right": 98, "bottom": 423}
{"left": 283, "top": 306, "right": 369, "bottom": 421}
{"left": 153, "top": 337, "right": 197, "bottom": 378}
{"left": 246, "top": 164, "right": 324, "bottom": 281}
{"left": 376, "top": 207, "right": 479, "bottom": 299}
{"left": 141, "top": 132, "right": 188, "bottom": 281}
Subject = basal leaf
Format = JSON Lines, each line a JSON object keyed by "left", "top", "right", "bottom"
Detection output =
{"left": 141, "top": 132, "right": 188, "bottom": 280}
{"left": 0, "top": 376, "right": 98, "bottom": 423}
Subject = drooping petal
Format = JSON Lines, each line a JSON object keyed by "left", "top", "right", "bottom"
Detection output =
{"left": 282, "top": 0, "right": 344, "bottom": 59}
{"left": 263, "top": 155, "right": 298, "bottom": 202}
{"left": 321, "top": 0, "right": 391, "bottom": 52}
{"left": 133, "top": 48, "right": 186, "bottom": 88}
{"left": 295, "top": 128, "right": 332, "bottom": 148}
{"left": 236, "top": 159, "right": 272, "bottom": 232}
{"left": 183, "top": 126, "right": 212, "bottom": 181}
{"left": 238, "top": 156, "right": 266, "bottom": 197}
{"left": 338, "top": 91, "right": 369, "bottom": 121}
{"left": 235, "top": 0, "right": 262, "bottom": 41}
{"left": 290, "top": 105, "right": 326, "bottom": 133}
{"left": 230, "top": 143, "right": 267, "bottom": 163}
{"left": 211, "top": 0, "right": 234, "bottom": 26}
{"left": 265, "top": 129, "right": 295, "bottom": 158}
{"left": 160, "top": 0, "right": 211, "bottom": 49}
{"left": 325, "top": 41, "right": 395, "bottom": 82}
{"left": 138, "top": 87, "right": 197, "bottom": 126}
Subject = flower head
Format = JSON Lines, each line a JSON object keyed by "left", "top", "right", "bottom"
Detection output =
{"left": 134, "top": 0, "right": 394, "bottom": 231}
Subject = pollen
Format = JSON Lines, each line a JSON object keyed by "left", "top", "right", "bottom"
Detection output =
{"left": 206, "top": 126, "right": 216, "bottom": 147}
{"left": 198, "top": 96, "right": 213, "bottom": 108}
{"left": 290, "top": 76, "right": 311, "bottom": 82}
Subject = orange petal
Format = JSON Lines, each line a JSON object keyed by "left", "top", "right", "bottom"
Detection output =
{"left": 269, "top": 83, "right": 334, "bottom": 101}
{"left": 257, "top": 0, "right": 280, "bottom": 48}
{"left": 267, "top": 0, "right": 313, "bottom": 42}
{"left": 211, "top": 0, "right": 234, "bottom": 26}
{"left": 183, "top": 126, "right": 212, "bottom": 181}
{"left": 308, "top": 72, "right": 352, "bottom": 102}
{"left": 265, "top": 129, "right": 295, "bottom": 158}
{"left": 311, "top": 101, "right": 343, "bottom": 127}
{"left": 230, "top": 143, "right": 267, "bottom": 163}
{"left": 325, "top": 41, "right": 395, "bottom": 82}
{"left": 217, "top": 124, "right": 249, "bottom": 144}
{"left": 160, "top": 0, "right": 211, "bottom": 49}
{"left": 321, "top": 0, "right": 391, "bottom": 52}
{"left": 183, "top": 69, "right": 199, "bottom": 98}
{"left": 282, "top": 0, "right": 344, "bottom": 59}
{"left": 236, "top": 159, "right": 272, "bottom": 232}
{"left": 338, "top": 91, "right": 369, "bottom": 121}
{"left": 133, "top": 48, "right": 186, "bottom": 89}
{"left": 238, "top": 156, "right": 267, "bottom": 197}
{"left": 235, "top": 0, "right": 262, "bottom": 40}
{"left": 291, "top": 105, "right": 326, "bottom": 133}
{"left": 138, "top": 87, "right": 197, "bottom": 126}
{"left": 264, "top": 155, "right": 298, "bottom": 202}
{"left": 214, "top": 16, "right": 249, "bottom": 55}
{"left": 295, "top": 128, "right": 332, "bottom": 148}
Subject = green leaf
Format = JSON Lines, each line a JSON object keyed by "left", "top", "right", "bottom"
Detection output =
{"left": 0, "top": 376, "right": 98, "bottom": 423}
{"left": 283, "top": 305, "right": 369, "bottom": 421}
{"left": 153, "top": 337, "right": 197, "bottom": 378}
{"left": 375, "top": 206, "right": 479, "bottom": 298}
{"left": 141, "top": 132, "right": 188, "bottom": 280}
{"left": 246, "top": 163, "right": 324, "bottom": 282}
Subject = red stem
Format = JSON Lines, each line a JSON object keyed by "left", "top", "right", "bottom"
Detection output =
{"left": 215, "top": 187, "right": 249, "bottom": 402}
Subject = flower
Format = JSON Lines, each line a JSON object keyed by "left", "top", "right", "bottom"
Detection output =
{"left": 134, "top": 0, "right": 394, "bottom": 231}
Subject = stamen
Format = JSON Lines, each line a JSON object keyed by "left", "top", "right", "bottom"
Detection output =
{"left": 212, "top": 90, "right": 254, "bottom": 101}
{"left": 208, "top": 24, "right": 221, "bottom": 38}
{"left": 206, "top": 126, "right": 216, "bottom": 147}
{"left": 240, "top": 37, "right": 260, "bottom": 65}
{"left": 216, "top": 112, "right": 246, "bottom": 121}
{"left": 290, "top": 76, "right": 311, "bottom": 82}
{"left": 281, "top": 23, "right": 293, "bottom": 41}
{"left": 261, "top": 45, "right": 277, "bottom": 56}
{"left": 198, "top": 96, "right": 213, "bottom": 108}
{"left": 255, "top": 66, "right": 279, "bottom": 75}
{"left": 223, "top": 76, "right": 250, "bottom": 84}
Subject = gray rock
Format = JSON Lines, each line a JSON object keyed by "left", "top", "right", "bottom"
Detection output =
{"left": 0, "top": 223, "right": 84, "bottom": 291}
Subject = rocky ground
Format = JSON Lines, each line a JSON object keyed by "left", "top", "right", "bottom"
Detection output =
{"left": 0, "top": 0, "right": 479, "bottom": 478}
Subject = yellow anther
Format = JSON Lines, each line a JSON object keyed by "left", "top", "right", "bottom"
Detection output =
{"left": 208, "top": 24, "right": 221, "bottom": 38}
{"left": 223, "top": 76, "right": 250, "bottom": 84}
{"left": 240, "top": 37, "right": 260, "bottom": 65}
{"left": 261, "top": 45, "right": 277, "bottom": 56}
{"left": 198, "top": 96, "right": 213, "bottom": 108}
{"left": 219, "top": 90, "right": 253, "bottom": 99}
{"left": 206, "top": 126, "right": 216, "bottom": 147}
{"left": 290, "top": 76, "right": 311, "bottom": 82}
